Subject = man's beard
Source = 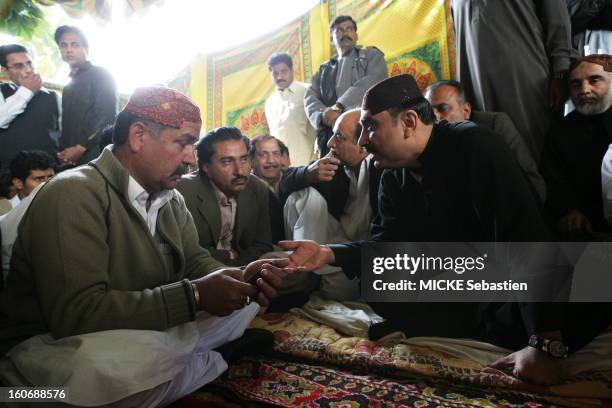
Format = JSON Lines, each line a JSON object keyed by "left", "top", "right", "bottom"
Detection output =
{"left": 574, "top": 90, "right": 612, "bottom": 115}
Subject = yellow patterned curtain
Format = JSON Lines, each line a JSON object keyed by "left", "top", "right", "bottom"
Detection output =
{"left": 169, "top": 0, "right": 455, "bottom": 137}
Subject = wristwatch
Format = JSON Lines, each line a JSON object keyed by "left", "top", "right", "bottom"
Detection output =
{"left": 528, "top": 335, "right": 568, "bottom": 358}
{"left": 330, "top": 102, "right": 345, "bottom": 114}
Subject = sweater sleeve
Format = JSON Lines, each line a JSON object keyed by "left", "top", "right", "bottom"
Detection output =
{"left": 19, "top": 177, "right": 199, "bottom": 339}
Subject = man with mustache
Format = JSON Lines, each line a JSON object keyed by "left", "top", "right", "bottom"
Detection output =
{"left": 264, "top": 53, "right": 316, "bottom": 166}
{"left": 305, "top": 15, "right": 387, "bottom": 157}
{"left": 0, "top": 87, "right": 290, "bottom": 405}
{"left": 542, "top": 54, "right": 612, "bottom": 238}
{"left": 177, "top": 127, "right": 274, "bottom": 266}
{"left": 249, "top": 134, "right": 287, "bottom": 244}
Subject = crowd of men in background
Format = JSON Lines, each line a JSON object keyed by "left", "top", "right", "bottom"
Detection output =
{"left": 0, "top": 4, "right": 611, "bottom": 406}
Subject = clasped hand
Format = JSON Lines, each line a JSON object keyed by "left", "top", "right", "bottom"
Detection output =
{"left": 193, "top": 258, "right": 293, "bottom": 316}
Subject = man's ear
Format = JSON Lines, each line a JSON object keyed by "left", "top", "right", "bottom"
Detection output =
{"left": 1, "top": 66, "right": 6, "bottom": 75}
{"left": 201, "top": 163, "right": 210, "bottom": 177}
{"left": 11, "top": 177, "right": 24, "bottom": 191}
{"left": 127, "top": 121, "right": 147, "bottom": 153}
{"left": 462, "top": 102, "right": 472, "bottom": 120}
{"left": 402, "top": 110, "right": 419, "bottom": 137}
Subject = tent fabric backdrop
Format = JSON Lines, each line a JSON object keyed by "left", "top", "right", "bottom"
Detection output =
{"left": 172, "top": 0, "right": 455, "bottom": 137}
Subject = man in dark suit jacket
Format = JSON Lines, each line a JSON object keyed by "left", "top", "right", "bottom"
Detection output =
{"left": 177, "top": 127, "right": 273, "bottom": 266}
{"left": 425, "top": 80, "right": 546, "bottom": 203}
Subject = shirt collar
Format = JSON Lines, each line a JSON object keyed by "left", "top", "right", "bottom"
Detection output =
{"left": 127, "top": 176, "right": 172, "bottom": 212}
{"left": 69, "top": 61, "right": 93, "bottom": 78}
{"left": 210, "top": 180, "right": 236, "bottom": 207}
{"left": 278, "top": 80, "right": 298, "bottom": 94}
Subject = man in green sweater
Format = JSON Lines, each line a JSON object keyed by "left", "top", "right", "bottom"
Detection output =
{"left": 0, "top": 86, "right": 289, "bottom": 406}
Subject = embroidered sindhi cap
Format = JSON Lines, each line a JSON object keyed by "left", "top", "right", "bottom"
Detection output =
{"left": 362, "top": 74, "right": 423, "bottom": 115}
{"left": 123, "top": 86, "right": 201, "bottom": 128}
{"left": 570, "top": 54, "right": 612, "bottom": 73}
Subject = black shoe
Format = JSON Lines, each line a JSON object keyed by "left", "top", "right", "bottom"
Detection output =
{"left": 214, "top": 328, "right": 274, "bottom": 364}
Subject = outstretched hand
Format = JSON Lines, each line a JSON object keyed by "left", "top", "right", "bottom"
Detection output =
{"left": 278, "top": 240, "right": 335, "bottom": 271}
{"left": 489, "top": 346, "right": 567, "bottom": 385}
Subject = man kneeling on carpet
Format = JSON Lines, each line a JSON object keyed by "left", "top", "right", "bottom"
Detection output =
{"left": 0, "top": 86, "right": 290, "bottom": 407}
{"left": 280, "top": 74, "right": 612, "bottom": 386}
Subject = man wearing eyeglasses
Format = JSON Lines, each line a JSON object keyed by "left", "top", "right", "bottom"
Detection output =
{"left": 305, "top": 15, "right": 387, "bottom": 158}
{"left": 0, "top": 44, "right": 60, "bottom": 172}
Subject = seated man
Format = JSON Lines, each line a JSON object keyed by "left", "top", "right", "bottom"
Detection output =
{"left": 280, "top": 110, "right": 382, "bottom": 300}
{"left": 280, "top": 74, "right": 611, "bottom": 386}
{"left": 281, "top": 109, "right": 381, "bottom": 241}
{"left": 424, "top": 80, "right": 546, "bottom": 202}
{"left": 177, "top": 127, "right": 273, "bottom": 266}
{"left": 1, "top": 149, "right": 55, "bottom": 215}
{"left": 249, "top": 134, "right": 286, "bottom": 243}
{"left": 0, "top": 87, "right": 288, "bottom": 407}
{"left": 542, "top": 54, "right": 612, "bottom": 237}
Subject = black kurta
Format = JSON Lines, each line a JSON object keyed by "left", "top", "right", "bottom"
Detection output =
{"left": 330, "top": 121, "right": 610, "bottom": 352}
{"left": 542, "top": 107, "right": 612, "bottom": 234}
{"left": 60, "top": 61, "right": 117, "bottom": 165}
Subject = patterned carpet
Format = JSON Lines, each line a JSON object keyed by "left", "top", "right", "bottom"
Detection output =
{"left": 171, "top": 313, "right": 612, "bottom": 407}
{"left": 173, "top": 356, "right": 565, "bottom": 407}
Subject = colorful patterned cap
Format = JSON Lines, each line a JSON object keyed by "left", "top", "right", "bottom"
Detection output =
{"left": 362, "top": 74, "right": 423, "bottom": 115}
{"left": 123, "top": 86, "right": 201, "bottom": 128}
{"left": 570, "top": 54, "right": 612, "bottom": 73}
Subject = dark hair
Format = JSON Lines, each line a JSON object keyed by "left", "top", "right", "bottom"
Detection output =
{"left": 54, "top": 25, "right": 89, "bottom": 49}
{"left": 329, "top": 15, "right": 357, "bottom": 33}
{"left": 0, "top": 44, "right": 28, "bottom": 68}
{"left": 98, "top": 124, "right": 115, "bottom": 150}
{"left": 267, "top": 53, "right": 293, "bottom": 71}
{"left": 9, "top": 150, "right": 56, "bottom": 182}
{"left": 0, "top": 167, "right": 12, "bottom": 198}
{"left": 249, "top": 134, "right": 280, "bottom": 158}
{"left": 424, "top": 80, "right": 467, "bottom": 104}
{"left": 278, "top": 140, "right": 289, "bottom": 157}
{"left": 389, "top": 97, "right": 436, "bottom": 125}
{"left": 112, "top": 111, "right": 166, "bottom": 146}
{"left": 196, "top": 126, "right": 250, "bottom": 168}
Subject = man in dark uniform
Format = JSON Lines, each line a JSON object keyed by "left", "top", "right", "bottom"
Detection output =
{"left": 304, "top": 15, "right": 387, "bottom": 157}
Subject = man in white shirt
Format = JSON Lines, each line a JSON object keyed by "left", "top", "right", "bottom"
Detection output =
{"left": 264, "top": 53, "right": 316, "bottom": 166}
{"left": 0, "top": 150, "right": 55, "bottom": 217}
{"left": 0, "top": 44, "right": 60, "bottom": 171}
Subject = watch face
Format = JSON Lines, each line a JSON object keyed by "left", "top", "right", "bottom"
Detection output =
{"left": 548, "top": 340, "right": 567, "bottom": 358}
{"left": 528, "top": 335, "right": 539, "bottom": 348}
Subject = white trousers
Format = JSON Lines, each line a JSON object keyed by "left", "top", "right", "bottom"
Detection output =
{"left": 284, "top": 188, "right": 360, "bottom": 301}
{"left": 0, "top": 303, "right": 259, "bottom": 407}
